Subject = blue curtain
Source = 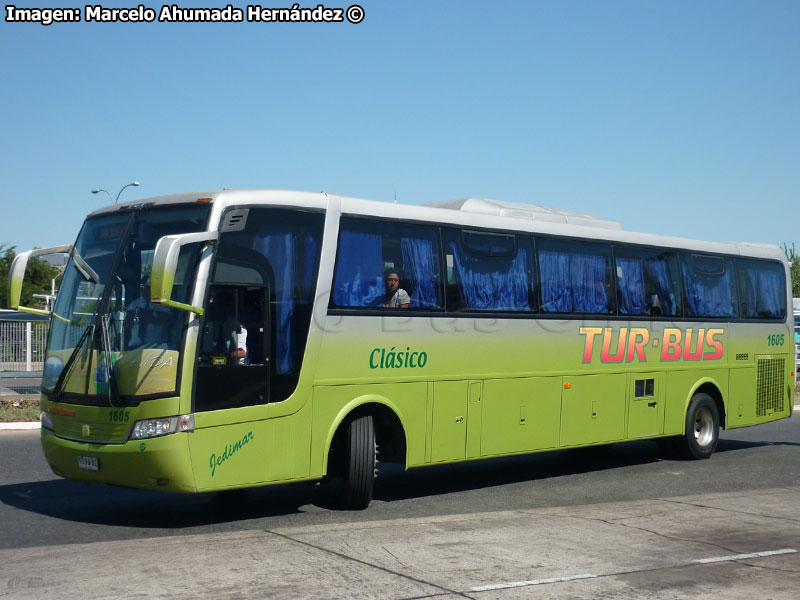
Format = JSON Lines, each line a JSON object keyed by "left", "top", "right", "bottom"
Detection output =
{"left": 303, "top": 233, "right": 319, "bottom": 292}
{"left": 617, "top": 257, "right": 646, "bottom": 315}
{"left": 572, "top": 253, "right": 609, "bottom": 313}
{"left": 333, "top": 230, "right": 384, "bottom": 307}
{"left": 540, "top": 250, "right": 609, "bottom": 313}
{"left": 254, "top": 232, "right": 295, "bottom": 374}
{"left": 740, "top": 270, "right": 757, "bottom": 318}
{"left": 742, "top": 265, "right": 783, "bottom": 318}
{"left": 644, "top": 257, "right": 676, "bottom": 316}
{"left": 682, "top": 262, "right": 735, "bottom": 317}
{"left": 540, "top": 250, "right": 572, "bottom": 312}
{"left": 401, "top": 237, "right": 439, "bottom": 308}
{"left": 248, "top": 227, "right": 321, "bottom": 375}
{"left": 450, "top": 242, "right": 530, "bottom": 310}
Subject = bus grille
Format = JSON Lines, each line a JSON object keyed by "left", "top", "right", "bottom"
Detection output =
{"left": 55, "top": 421, "right": 129, "bottom": 444}
{"left": 755, "top": 357, "right": 785, "bottom": 417}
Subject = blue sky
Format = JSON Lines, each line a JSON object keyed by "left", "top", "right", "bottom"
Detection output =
{"left": 1, "top": 0, "right": 798, "bottom": 253}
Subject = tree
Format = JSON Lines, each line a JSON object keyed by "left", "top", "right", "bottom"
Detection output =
{"left": 0, "top": 244, "right": 62, "bottom": 309}
{"left": 784, "top": 243, "right": 800, "bottom": 298}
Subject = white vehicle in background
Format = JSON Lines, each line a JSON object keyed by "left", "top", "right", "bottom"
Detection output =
{"left": 794, "top": 298, "right": 800, "bottom": 373}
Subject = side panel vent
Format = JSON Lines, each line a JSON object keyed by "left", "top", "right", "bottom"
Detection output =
{"left": 221, "top": 209, "right": 249, "bottom": 232}
{"left": 755, "top": 356, "right": 785, "bottom": 417}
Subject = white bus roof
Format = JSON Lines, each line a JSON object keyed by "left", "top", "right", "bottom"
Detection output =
{"left": 423, "top": 198, "right": 623, "bottom": 230}
{"left": 90, "top": 189, "right": 787, "bottom": 264}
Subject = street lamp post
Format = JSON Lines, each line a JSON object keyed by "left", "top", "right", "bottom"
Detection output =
{"left": 91, "top": 188, "right": 113, "bottom": 204}
{"left": 114, "top": 181, "right": 140, "bottom": 204}
{"left": 92, "top": 181, "right": 140, "bottom": 205}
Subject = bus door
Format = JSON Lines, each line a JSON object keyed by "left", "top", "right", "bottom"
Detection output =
{"left": 189, "top": 250, "right": 274, "bottom": 489}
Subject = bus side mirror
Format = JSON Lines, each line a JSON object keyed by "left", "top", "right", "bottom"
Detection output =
{"left": 8, "top": 244, "right": 73, "bottom": 317}
{"left": 150, "top": 231, "right": 219, "bottom": 316}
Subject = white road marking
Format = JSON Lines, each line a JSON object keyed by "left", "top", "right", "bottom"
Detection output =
{"left": 693, "top": 548, "right": 797, "bottom": 564}
{"left": 470, "top": 548, "right": 798, "bottom": 592}
{"left": 470, "top": 573, "right": 598, "bottom": 592}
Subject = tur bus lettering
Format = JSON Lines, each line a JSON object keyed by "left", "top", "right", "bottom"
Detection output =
{"left": 580, "top": 327, "right": 724, "bottom": 364}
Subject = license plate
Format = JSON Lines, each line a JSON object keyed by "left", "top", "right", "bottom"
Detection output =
{"left": 77, "top": 456, "right": 99, "bottom": 471}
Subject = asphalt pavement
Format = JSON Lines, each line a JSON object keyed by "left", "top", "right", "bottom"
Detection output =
{"left": 1, "top": 415, "right": 800, "bottom": 597}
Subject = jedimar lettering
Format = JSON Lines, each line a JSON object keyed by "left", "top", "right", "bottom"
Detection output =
{"left": 209, "top": 431, "right": 254, "bottom": 477}
{"left": 579, "top": 327, "right": 724, "bottom": 364}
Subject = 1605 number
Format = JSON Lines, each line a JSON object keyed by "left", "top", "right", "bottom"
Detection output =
{"left": 766, "top": 334, "right": 785, "bottom": 346}
{"left": 108, "top": 410, "right": 130, "bottom": 423}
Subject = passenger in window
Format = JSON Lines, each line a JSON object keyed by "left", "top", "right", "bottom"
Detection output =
{"left": 382, "top": 269, "right": 410, "bottom": 309}
{"left": 647, "top": 295, "right": 663, "bottom": 317}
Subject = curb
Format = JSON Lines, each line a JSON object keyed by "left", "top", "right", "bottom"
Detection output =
{"left": 0, "top": 422, "right": 40, "bottom": 430}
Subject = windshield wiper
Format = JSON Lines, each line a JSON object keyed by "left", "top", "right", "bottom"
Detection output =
{"left": 99, "top": 313, "right": 121, "bottom": 407}
{"left": 50, "top": 321, "right": 94, "bottom": 401}
{"left": 49, "top": 315, "right": 123, "bottom": 406}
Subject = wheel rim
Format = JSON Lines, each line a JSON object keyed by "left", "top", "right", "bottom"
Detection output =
{"left": 694, "top": 406, "right": 715, "bottom": 447}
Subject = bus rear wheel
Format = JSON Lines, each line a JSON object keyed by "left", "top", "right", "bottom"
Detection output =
{"left": 341, "top": 414, "right": 376, "bottom": 510}
{"left": 674, "top": 393, "right": 720, "bottom": 460}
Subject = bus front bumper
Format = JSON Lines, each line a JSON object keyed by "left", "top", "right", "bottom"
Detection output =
{"left": 41, "top": 427, "right": 198, "bottom": 493}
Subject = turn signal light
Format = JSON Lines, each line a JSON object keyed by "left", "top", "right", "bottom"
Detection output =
{"left": 40, "top": 411, "right": 54, "bottom": 431}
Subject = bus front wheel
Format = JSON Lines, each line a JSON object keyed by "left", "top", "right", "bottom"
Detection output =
{"left": 341, "top": 414, "right": 376, "bottom": 510}
{"left": 675, "top": 393, "right": 720, "bottom": 460}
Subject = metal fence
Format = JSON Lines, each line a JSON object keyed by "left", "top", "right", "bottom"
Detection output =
{"left": 1, "top": 320, "right": 47, "bottom": 410}
{"left": 0, "top": 321, "right": 49, "bottom": 372}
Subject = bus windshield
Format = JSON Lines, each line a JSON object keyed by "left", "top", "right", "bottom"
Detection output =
{"left": 42, "top": 205, "right": 210, "bottom": 403}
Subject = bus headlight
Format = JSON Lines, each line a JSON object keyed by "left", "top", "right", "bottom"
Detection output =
{"left": 40, "top": 411, "right": 54, "bottom": 431}
{"left": 131, "top": 414, "right": 194, "bottom": 440}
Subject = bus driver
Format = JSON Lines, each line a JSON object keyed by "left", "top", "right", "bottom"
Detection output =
{"left": 203, "top": 290, "right": 249, "bottom": 365}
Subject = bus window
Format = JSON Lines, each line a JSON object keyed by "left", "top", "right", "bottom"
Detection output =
{"left": 614, "top": 248, "right": 682, "bottom": 317}
{"left": 736, "top": 259, "right": 786, "bottom": 320}
{"left": 537, "top": 238, "right": 615, "bottom": 315}
{"left": 443, "top": 229, "right": 535, "bottom": 312}
{"left": 332, "top": 219, "right": 442, "bottom": 310}
{"left": 681, "top": 254, "right": 736, "bottom": 318}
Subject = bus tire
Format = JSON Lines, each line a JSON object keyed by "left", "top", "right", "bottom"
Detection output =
{"left": 341, "top": 414, "right": 376, "bottom": 510}
{"left": 675, "top": 393, "right": 720, "bottom": 460}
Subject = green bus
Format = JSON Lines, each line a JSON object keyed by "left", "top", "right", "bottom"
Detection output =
{"left": 8, "top": 191, "right": 795, "bottom": 509}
